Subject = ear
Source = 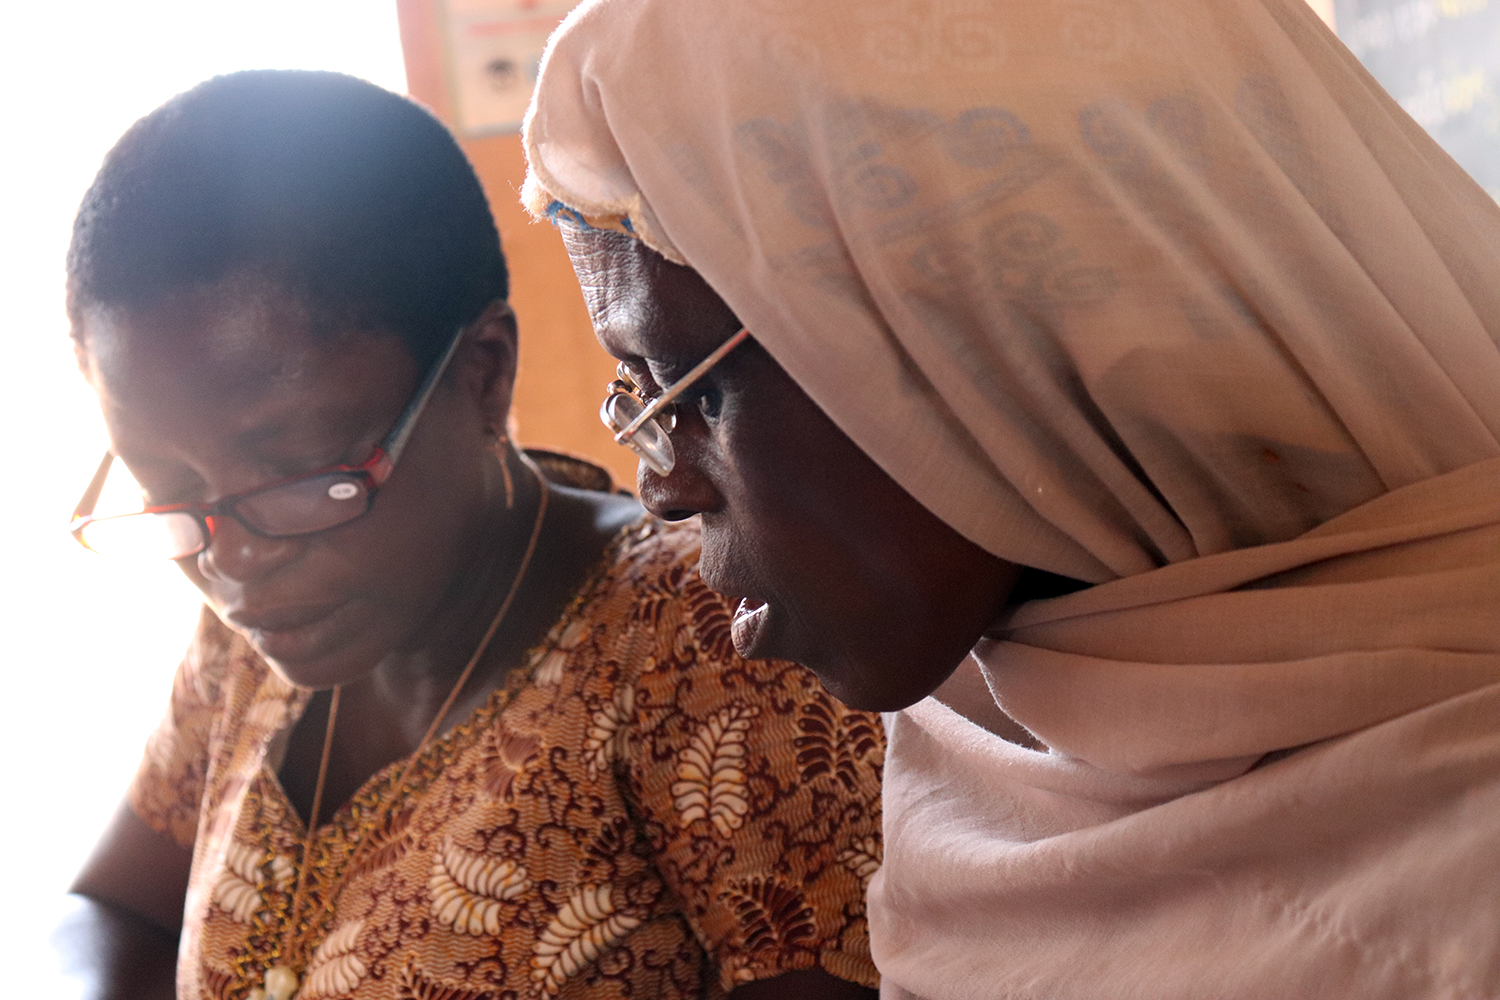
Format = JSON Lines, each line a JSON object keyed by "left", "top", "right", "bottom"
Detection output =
{"left": 457, "top": 299, "right": 519, "bottom": 433}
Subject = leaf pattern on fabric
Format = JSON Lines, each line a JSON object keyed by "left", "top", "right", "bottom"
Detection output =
{"left": 429, "top": 838, "right": 533, "bottom": 935}
{"left": 348, "top": 805, "right": 416, "bottom": 880}
{"left": 302, "top": 919, "right": 368, "bottom": 998}
{"left": 529, "top": 884, "right": 642, "bottom": 996}
{"left": 128, "top": 518, "right": 884, "bottom": 999}
{"left": 672, "top": 704, "right": 760, "bottom": 836}
{"left": 682, "top": 574, "right": 736, "bottom": 663}
{"left": 720, "top": 877, "right": 817, "bottom": 956}
{"left": 212, "top": 839, "right": 292, "bottom": 925}
{"left": 396, "top": 958, "right": 497, "bottom": 1000}
{"left": 837, "top": 836, "right": 883, "bottom": 890}
{"left": 481, "top": 728, "right": 542, "bottom": 801}
{"left": 202, "top": 964, "right": 236, "bottom": 1000}
{"left": 584, "top": 684, "right": 634, "bottom": 775}
{"left": 795, "top": 700, "right": 884, "bottom": 792}
{"left": 532, "top": 617, "right": 593, "bottom": 687}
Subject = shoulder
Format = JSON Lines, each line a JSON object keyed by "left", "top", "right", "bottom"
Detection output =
{"left": 556, "top": 516, "right": 726, "bottom": 657}
{"left": 592, "top": 524, "right": 885, "bottom": 991}
{"left": 614, "top": 516, "right": 707, "bottom": 588}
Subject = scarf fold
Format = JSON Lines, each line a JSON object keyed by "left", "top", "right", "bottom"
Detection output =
{"left": 871, "top": 458, "right": 1500, "bottom": 997}
{"left": 522, "top": 0, "right": 1500, "bottom": 992}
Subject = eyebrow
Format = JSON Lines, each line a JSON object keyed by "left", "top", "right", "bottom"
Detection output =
{"left": 224, "top": 406, "right": 379, "bottom": 480}
{"left": 232, "top": 414, "right": 357, "bottom": 454}
{"left": 114, "top": 454, "right": 204, "bottom": 507}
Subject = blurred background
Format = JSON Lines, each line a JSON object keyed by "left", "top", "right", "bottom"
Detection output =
{"left": 0, "top": 0, "right": 1494, "bottom": 980}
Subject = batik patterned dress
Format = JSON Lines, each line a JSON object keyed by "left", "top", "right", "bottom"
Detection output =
{"left": 129, "top": 516, "right": 883, "bottom": 999}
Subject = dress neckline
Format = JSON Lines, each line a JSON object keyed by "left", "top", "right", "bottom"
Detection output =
{"left": 259, "top": 516, "right": 645, "bottom": 838}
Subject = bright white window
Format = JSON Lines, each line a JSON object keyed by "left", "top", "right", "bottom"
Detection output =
{"left": 1, "top": 0, "right": 407, "bottom": 957}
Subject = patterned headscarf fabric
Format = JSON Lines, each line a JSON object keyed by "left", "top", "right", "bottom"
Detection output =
{"left": 522, "top": 0, "right": 1500, "bottom": 995}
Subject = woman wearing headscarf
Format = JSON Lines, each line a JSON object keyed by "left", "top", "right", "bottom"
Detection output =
{"left": 521, "top": 0, "right": 1500, "bottom": 995}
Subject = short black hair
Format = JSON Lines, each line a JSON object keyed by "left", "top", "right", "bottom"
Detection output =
{"left": 67, "top": 69, "right": 507, "bottom": 372}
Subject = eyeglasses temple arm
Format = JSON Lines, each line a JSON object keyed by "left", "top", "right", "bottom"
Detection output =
{"left": 616, "top": 328, "right": 751, "bottom": 444}
{"left": 71, "top": 451, "right": 116, "bottom": 524}
{"left": 378, "top": 323, "right": 469, "bottom": 468}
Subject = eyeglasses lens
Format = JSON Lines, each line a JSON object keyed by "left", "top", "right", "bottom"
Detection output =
{"left": 78, "top": 510, "right": 205, "bottom": 561}
{"left": 233, "top": 474, "right": 373, "bottom": 535}
{"left": 600, "top": 392, "right": 675, "bottom": 477}
{"left": 79, "top": 474, "right": 373, "bottom": 561}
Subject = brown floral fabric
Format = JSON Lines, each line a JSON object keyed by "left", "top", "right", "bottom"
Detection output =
{"left": 128, "top": 517, "right": 883, "bottom": 999}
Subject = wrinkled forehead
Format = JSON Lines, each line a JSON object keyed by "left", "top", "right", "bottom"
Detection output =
{"left": 559, "top": 223, "right": 738, "bottom": 364}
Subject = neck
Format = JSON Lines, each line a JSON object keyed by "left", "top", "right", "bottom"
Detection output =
{"left": 365, "top": 450, "right": 549, "bottom": 750}
{"left": 274, "top": 450, "right": 642, "bottom": 828}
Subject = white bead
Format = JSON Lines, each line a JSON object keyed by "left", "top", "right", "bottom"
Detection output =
{"left": 264, "top": 965, "right": 300, "bottom": 1000}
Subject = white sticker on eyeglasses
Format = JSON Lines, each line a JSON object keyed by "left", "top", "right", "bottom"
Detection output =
{"left": 327, "top": 482, "right": 361, "bottom": 500}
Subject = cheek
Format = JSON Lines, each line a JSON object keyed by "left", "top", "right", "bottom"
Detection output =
{"left": 176, "top": 555, "right": 212, "bottom": 596}
{"left": 355, "top": 436, "right": 492, "bottom": 598}
{"left": 729, "top": 409, "right": 896, "bottom": 578}
{"left": 715, "top": 417, "right": 903, "bottom": 652}
{"left": 188, "top": 435, "right": 491, "bottom": 628}
{"left": 728, "top": 405, "right": 1004, "bottom": 670}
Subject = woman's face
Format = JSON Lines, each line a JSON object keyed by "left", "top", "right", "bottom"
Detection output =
{"left": 564, "top": 227, "right": 1019, "bottom": 711}
{"left": 79, "top": 278, "right": 509, "bottom": 689}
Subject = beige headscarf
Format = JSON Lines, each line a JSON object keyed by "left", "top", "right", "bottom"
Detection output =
{"left": 523, "top": 0, "right": 1500, "bottom": 995}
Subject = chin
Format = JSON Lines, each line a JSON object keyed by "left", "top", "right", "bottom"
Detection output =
{"left": 254, "top": 650, "right": 337, "bottom": 691}
{"left": 244, "top": 633, "right": 372, "bottom": 691}
{"left": 798, "top": 645, "right": 966, "bottom": 713}
{"left": 737, "top": 599, "right": 968, "bottom": 711}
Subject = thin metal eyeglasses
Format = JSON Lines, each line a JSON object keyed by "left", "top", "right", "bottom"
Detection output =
{"left": 600, "top": 328, "right": 751, "bottom": 477}
{"left": 70, "top": 326, "right": 468, "bottom": 561}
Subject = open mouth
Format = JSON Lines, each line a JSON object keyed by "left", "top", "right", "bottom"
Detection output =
{"left": 730, "top": 597, "right": 769, "bottom": 659}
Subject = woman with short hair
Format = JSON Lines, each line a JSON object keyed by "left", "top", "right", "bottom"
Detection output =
{"left": 60, "top": 69, "right": 882, "bottom": 1000}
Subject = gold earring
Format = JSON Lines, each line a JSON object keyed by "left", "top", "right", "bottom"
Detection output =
{"left": 492, "top": 433, "right": 516, "bottom": 509}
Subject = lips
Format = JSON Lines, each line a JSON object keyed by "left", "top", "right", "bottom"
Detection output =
{"left": 730, "top": 597, "right": 770, "bottom": 659}
{"left": 222, "top": 600, "right": 351, "bottom": 668}
{"left": 228, "top": 601, "right": 344, "bottom": 634}
{"left": 697, "top": 541, "right": 776, "bottom": 660}
{"left": 697, "top": 567, "right": 773, "bottom": 659}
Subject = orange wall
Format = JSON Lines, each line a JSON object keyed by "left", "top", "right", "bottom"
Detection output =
{"left": 396, "top": 0, "right": 638, "bottom": 489}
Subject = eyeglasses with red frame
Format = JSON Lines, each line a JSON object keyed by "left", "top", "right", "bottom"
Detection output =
{"left": 70, "top": 326, "right": 467, "bottom": 561}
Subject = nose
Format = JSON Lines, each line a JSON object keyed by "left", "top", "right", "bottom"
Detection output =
{"left": 196, "top": 514, "right": 303, "bottom": 583}
{"left": 636, "top": 423, "right": 721, "bottom": 522}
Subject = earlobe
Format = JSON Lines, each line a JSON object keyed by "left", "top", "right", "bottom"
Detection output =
{"left": 462, "top": 299, "right": 520, "bottom": 426}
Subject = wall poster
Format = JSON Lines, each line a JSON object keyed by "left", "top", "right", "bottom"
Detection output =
{"left": 440, "top": 0, "right": 577, "bottom": 136}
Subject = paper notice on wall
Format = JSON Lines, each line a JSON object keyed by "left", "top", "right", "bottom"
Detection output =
{"left": 442, "top": 0, "right": 577, "bottom": 137}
